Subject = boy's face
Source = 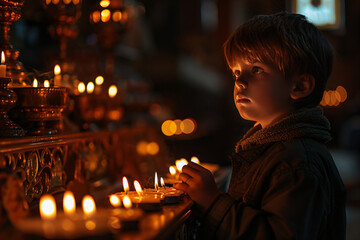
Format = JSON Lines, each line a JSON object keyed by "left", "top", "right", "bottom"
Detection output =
{"left": 231, "top": 58, "right": 295, "bottom": 128}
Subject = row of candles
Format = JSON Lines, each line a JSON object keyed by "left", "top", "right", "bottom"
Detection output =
{"left": 18, "top": 157, "right": 199, "bottom": 237}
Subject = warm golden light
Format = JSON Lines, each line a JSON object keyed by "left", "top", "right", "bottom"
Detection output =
{"left": 112, "top": 11, "right": 122, "bottom": 22}
{"left": 160, "top": 177, "right": 165, "bottom": 188}
{"left": 336, "top": 85, "right": 347, "bottom": 102}
{"left": 63, "top": 0, "right": 71, "bottom": 4}
{"left": 109, "top": 194, "right": 121, "bottom": 208}
{"left": 1, "top": 51, "right": 5, "bottom": 64}
{"left": 63, "top": 191, "right": 76, "bottom": 215}
{"left": 100, "top": 0, "right": 110, "bottom": 8}
{"left": 95, "top": 76, "right": 104, "bottom": 85}
{"left": 154, "top": 172, "right": 158, "bottom": 190}
{"left": 190, "top": 156, "right": 200, "bottom": 164}
{"left": 122, "top": 196, "right": 132, "bottom": 209}
{"left": 108, "top": 85, "right": 117, "bottom": 98}
{"left": 82, "top": 195, "right": 96, "bottom": 216}
{"left": 92, "top": 11, "right": 101, "bottom": 23}
{"left": 87, "top": 82, "right": 95, "bottom": 94}
{"left": 54, "top": 64, "right": 61, "bottom": 75}
{"left": 78, "top": 82, "right": 85, "bottom": 93}
{"left": 134, "top": 180, "right": 143, "bottom": 196}
{"left": 174, "top": 119, "right": 182, "bottom": 135}
{"left": 169, "top": 166, "right": 176, "bottom": 176}
{"left": 180, "top": 118, "right": 196, "bottom": 134}
{"left": 101, "top": 9, "right": 111, "bottom": 22}
{"left": 52, "top": 0, "right": 60, "bottom": 4}
{"left": 136, "top": 141, "right": 148, "bottom": 155}
{"left": 147, "top": 142, "right": 159, "bottom": 155}
{"left": 33, "top": 78, "right": 38, "bottom": 88}
{"left": 39, "top": 194, "right": 57, "bottom": 220}
{"left": 44, "top": 80, "right": 50, "bottom": 88}
{"left": 45, "top": 0, "right": 51, "bottom": 5}
{"left": 175, "top": 158, "right": 188, "bottom": 172}
{"left": 72, "top": 0, "right": 80, "bottom": 5}
{"left": 161, "top": 120, "right": 177, "bottom": 136}
{"left": 85, "top": 220, "right": 96, "bottom": 230}
{"left": 122, "top": 176, "right": 129, "bottom": 194}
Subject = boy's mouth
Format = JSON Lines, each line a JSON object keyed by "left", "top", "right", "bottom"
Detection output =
{"left": 235, "top": 96, "right": 250, "bottom": 103}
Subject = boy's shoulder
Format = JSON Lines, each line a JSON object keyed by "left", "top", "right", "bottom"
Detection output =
{"left": 263, "top": 137, "right": 332, "bottom": 175}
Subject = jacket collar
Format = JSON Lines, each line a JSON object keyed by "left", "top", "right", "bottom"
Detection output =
{"left": 235, "top": 107, "right": 331, "bottom": 152}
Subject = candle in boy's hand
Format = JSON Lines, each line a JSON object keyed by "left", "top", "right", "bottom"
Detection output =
{"left": 0, "top": 51, "right": 6, "bottom": 77}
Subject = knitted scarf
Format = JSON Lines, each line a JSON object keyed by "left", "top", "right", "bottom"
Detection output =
{"left": 235, "top": 107, "right": 332, "bottom": 152}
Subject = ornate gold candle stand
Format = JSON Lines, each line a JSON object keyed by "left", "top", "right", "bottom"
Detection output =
{"left": 9, "top": 86, "right": 68, "bottom": 136}
{"left": 0, "top": 76, "right": 24, "bottom": 137}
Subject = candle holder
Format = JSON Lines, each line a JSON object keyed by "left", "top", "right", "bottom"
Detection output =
{"left": 0, "top": 77, "right": 24, "bottom": 137}
{"left": 0, "top": 0, "right": 28, "bottom": 86}
{"left": 8, "top": 86, "right": 68, "bottom": 136}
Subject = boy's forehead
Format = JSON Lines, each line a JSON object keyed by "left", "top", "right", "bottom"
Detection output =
{"left": 230, "top": 56, "right": 260, "bottom": 68}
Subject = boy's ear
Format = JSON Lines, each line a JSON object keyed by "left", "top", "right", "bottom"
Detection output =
{"left": 290, "top": 74, "right": 315, "bottom": 100}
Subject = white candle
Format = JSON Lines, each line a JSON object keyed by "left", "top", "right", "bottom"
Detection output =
{"left": 0, "top": 51, "right": 6, "bottom": 77}
{"left": 63, "top": 191, "right": 76, "bottom": 215}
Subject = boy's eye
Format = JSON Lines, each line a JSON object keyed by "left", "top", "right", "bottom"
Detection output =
{"left": 252, "top": 67, "right": 264, "bottom": 74}
{"left": 233, "top": 70, "right": 240, "bottom": 79}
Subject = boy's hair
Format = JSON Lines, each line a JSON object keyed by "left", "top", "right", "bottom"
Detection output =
{"left": 223, "top": 12, "right": 333, "bottom": 108}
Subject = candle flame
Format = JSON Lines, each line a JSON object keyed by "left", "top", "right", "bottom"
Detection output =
{"left": 40, "top": 194, "right": 57, "bottom": 220}
{"left": 100, "top": 0, "right": 110, "bottom": 8}
{"left": 87, "top": 82, "right": 95, "bottom": 94}
{"left": 95, "top": 76, "right": 104, "bottom": 85}
{"left": 82, "top": 195, "right": 96, "bottom": 216}
{"left": 134, "top": 180, "right": 143, "bottom": 196}
{"left": 54, "top": 64, "right": 61, "bottom": 75}
{"left": 108, "top": 85, "right": 117, "bottom": 98}
{"left": 78, "top": 82, "right": 85, "bottom": 93}
{"left": 1, "top": 51, "right": 5, "bottom": 65}
{"left": 122, "top": 176, "right": 129, "bottom": 194}
{"left": 122, "top": 196, "right": 132, "bottom": 209}
{"left": 44, "top": 80, "right": 50, "bottom": 88}
{"left": 160, "top": 177, "right": 166, "bottom": 190}
{"left": 169, "top": 166, "right": 176, "bottom": 176}
{"left": 190, "top": 156, "right": 200, "bottom": 164}
{"left": 109, "top": 194, "right": 121, "bottom": 207}
{"left": 33, "top": 78, "right": 38, "bottom": 88}
{"left": 155, "top": 172, "right": 158, "bottom": 191}
{"left": 63, "top": 191, "right": 76, "bottom": 215}
{"left": 175, "top": 158, "right": 188, "bottom": 172}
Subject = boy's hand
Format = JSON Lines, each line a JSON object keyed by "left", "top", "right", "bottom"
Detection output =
{"left": 173, "top": 162, "right": 221, "bottom": 212}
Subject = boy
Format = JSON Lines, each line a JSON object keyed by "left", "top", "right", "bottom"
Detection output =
{"left": 173, "top": 12, "right": 346, "bottom": 239}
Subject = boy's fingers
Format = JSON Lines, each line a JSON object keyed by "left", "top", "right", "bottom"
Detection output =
{"left": 173, "top": 182, "right": 188, "bottom": 192}
{"left": 182, "top": 165, "right": 200, "bottom": 177}
{"left": 187, "top": 162, "right": 208, "bottom": 172}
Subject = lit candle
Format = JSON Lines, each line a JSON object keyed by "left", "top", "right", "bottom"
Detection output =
{"left": 160, "top": 177, "right": 166, "bottom": 190}
{"left": 82, "top": 195, "right": 96, "bottom": 217}
{"left": 95, "top": 76, "right": 104, "bottom": 94}
{"left": 44, "top": 80, "right": 50, "bottom": 88}
{"left": 78, "top": 82, "right": 85, "bottom": 94}
{"left": 191, "top": 156, "right": 200, "bottom": 164}
{"left": 154, "top": 172, "right": 159, "bottom": 192}
{"left": 86, "top": 82, "right": 94, "bottom": 94}
{"left": 122, "top": 196, "right": 132, "bottom": 209}
{"left": 122, "top": 176, "right": 129, "bottom": 194}
{"left": 175, "top": 158, "right": 188, "bottom": 172}
{"left": 169, "top": 166, "right": 176, "bottom": 176}
{"left": 63, "top": 191, "right": 76, "bottom": 215}
{"left": 134, "top": 180, "right": 143, "bottom": 196}
{"left": 108, "top": 85, "right": 117, "bottom": 98}
{"left": 109, "top": 194, "right": 121, "bottom": 208}
{"left": 39, "top": 194, "right": 57, "bottom": 220}
{"left": 33, "top": 78, "right": 38, "bottom": 88}
{"left": 54, "top": 64, "right": 61, "bottom": 86}
{"left": 0, "top": 51, "right": 6, "bottom": 77}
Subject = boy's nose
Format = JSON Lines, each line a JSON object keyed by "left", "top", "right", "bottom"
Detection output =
{"left": 235, "top": 78, "right": 247, "bottom": 89}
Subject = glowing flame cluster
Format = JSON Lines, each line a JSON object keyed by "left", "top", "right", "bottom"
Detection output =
{"left": 90, "top": 0, "right": 128, "bottom": 24}
{"left": 136, "top": 141, "right": 159, "bottom": 155}
{"left": 320, "top": 85, "right": 347, "bottom": 107}
{"left": 161, "top": 118, "right": 197, "bottom": 136}
{"left": 45, "top": 0, "right": 80, "bottom": 5}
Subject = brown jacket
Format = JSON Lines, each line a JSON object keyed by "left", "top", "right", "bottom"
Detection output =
{"left": 199, "top": 108, "right": 346, "bottom": 239}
